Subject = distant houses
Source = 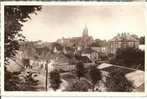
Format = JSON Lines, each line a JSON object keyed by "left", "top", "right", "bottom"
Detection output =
{"left": 57, "top": 26, "right": 142, "bottom": 57}
{"left": 108, "top": 33, "right": 140, "bottom": 54}
{"left": 17, "top": 29, "right": 144, "bottom": 74}
{"left": 57, "top": 26, "right": 94, "bottom": 48}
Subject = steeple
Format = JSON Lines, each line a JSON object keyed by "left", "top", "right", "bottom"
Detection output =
{"left": 82, "top": 25, "right": 88, "bottom": 37}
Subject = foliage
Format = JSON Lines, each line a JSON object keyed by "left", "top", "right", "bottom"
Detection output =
{"left": 5, "top": 68, "right": 39, "bottom": 91}
{"left": 90, "top": 39, "right": 107, "bottom": 47}
{"left": 4, "top": 69, "right": 21, "bottom": 91}
{"left": 4, "top": 6, "right": 41, "bottom": 91}
{"left": 51, "top": 42, "right": 63, "bottom": 53}
{"left": 89, "top": 66, "right": 102, "bottom": 91}
{"left": 69, "top": 77, "right": 92, "bottom": 91}
{"left": 110, "top": 47, "right": 144, "bottom": 70}
{"left": 139, "top": 36, "right": 145, "bottom": 45}
{"left": 35, "top": 46, "right": 51, "bottom": 59}
{"left": 75, "top": 55, "right": 91, "bottom": 63}
{"left": 20, "top": 41, "right": 53, "bottom": 60}
{"left": 20, "top": 71, "right": 39, "bottom": 91}
{"left": 5, "top": 6, "right": 41, "bottom": 64}
{"left": 105, "top": 72, "right": 133, "bottom": 92}
{"left": 22, "top": 58, "right": 30, "bottom": 68}
{"left": 75, "top": 61, "right": 85, "bottom": 79}
{"left": 20, "top": 41, "right": 38, "bottom": 59}
{"left": 49, "top": 70, "right": 62, "bottom": 91}
{"left": 98, "top": 53, "right": 109, "bottom": 61}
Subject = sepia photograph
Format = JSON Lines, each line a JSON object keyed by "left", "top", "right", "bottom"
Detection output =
{"left": 0, "top": 2, "right": 146, "bottom": 96}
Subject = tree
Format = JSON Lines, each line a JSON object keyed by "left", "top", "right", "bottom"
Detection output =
{"left": 49, "top": 70, "right": 62, "bottom": 91}
{"left": 4, "top": 6, "right": 41, "bottom": 91}
{"left": 105, "top": 72, "right": 133, "bottom": 92}
{"left": 75, "top": 61, "right": 85, "bottom": 79}
{"left": 4, "top": 70, "right": 21, "bottom": 91}
{"left": 35, "top": 46, "right": 51, "bottom": 60}
{"left": 22, "top": 58, "right": 30, "bottom": 68}
{"left": 91, "top": 39, "right": 107, "bottom": 47}
{"left": 139, "top": 36, "right": 145, "bottom": 45}
{"left": 89, "top": 66, "right": 102, "bottom": 91}
{"left": 5, "top": 6, "right": 41, "bottom": 64}
{"left": 20, "top": 41, "right": 38, "bottom": 59}
{"left": 110, "top": 47, "right": 144, "bottom": 71}
{"left": 51, "top": 42, "right": 63, "bottom": 53}
{"left": 69, "top": 77, "right": 92, "bottom": 91}
{"left": 75, "top": 55, "right": 91, "bottom": 63}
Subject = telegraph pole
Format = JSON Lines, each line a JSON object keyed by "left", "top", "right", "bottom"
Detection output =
{"left": 45, "top": 60, "right": 48, "bottom": 91}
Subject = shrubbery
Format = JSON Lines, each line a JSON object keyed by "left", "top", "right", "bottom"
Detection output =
{"left": 89, "top": 66, "right": 102, "bottom": 91}
{"left": 5, "top": 68, "right": 39, "bottom": 91}
{"left": 75, "top": 61, "right": 85, "bottom": 79}
{"left": 105, "top": 72, "right": 133, "bottom": 92}
{"left": 49, "top": 70, "right": 62, "bottom": 91}
{"left": 110, "top": 47, "right": 144, "bottom": 71}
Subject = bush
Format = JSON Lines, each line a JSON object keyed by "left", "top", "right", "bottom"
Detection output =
{"left": 89, "top": 66, "right": 102, "bottom": 91}
{"left": 105, "top": 72, "right": 133, "bottom": 92}
{"left": 75, "top": 61, "right": 85, "bottom": 79}
{"left": 110, "top": 47, "right": 144, "bottom": 71}
{"left": 49, "top": 70, "right": 62, "bottom": 91}
{"left": 5, "top": 70, "right": 21, "bottom": 91}
{"left": 69, "top": 77, "right": 92, "bottom": 91}
{"left": 5, "top": 67, "right": 39, "bottom": 91}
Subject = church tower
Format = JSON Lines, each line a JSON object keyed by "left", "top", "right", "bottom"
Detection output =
{"left": 82, "top": 25, "right": 88, "bottom": 37}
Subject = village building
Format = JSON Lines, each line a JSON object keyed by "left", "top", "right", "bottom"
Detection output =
{"left": 57, "top": 26, "right": 94, "bottom": 48}
{"left": 108, "top": 33, "right": 139, "bottom": 54}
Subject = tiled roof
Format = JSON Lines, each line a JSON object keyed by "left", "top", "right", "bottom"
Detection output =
{"left": 110, "top": 33, "right": 139, "bottom": 42}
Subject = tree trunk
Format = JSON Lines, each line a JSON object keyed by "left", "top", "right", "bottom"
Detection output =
{"left": 92, "top": 84, "right": 95, "bottom": 92}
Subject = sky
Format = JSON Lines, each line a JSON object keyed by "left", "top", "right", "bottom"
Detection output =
{"left": 21, "top": 3, "right": 146, "bottom": 42}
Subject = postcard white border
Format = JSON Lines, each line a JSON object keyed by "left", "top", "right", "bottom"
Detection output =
{"left": 1, "top": 1, "right": 147, "bottom": 96}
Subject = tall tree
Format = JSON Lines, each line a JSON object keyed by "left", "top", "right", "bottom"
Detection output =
{"left": 91, "top": 39, "right": 107, "bottom": 47}
{"left": 49, "top": 70, "right": 62, "bottom": 91}
{"left": 139, "top": 36, "right": 145, "bottom": 45}
{"left": 5, "top": 6, "right": 41, "bottom": 64}
{"left": 89, "top": 66, "right": 102, "bottom": 91}
{"left": 110, "top": 47, "right": 144, "bottom": 70}
{"left": 4, "top": 6, "right": 41, "bottom": 91}
{"left": 75, "top": 61, "right": 85, "bottom": 79}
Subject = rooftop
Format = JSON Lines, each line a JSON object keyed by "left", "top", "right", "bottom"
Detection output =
{"left": 110, "top": 33, "right": 139, "bottom": 42}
